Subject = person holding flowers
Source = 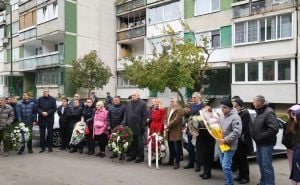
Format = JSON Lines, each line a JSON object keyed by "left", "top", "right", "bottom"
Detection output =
{"left": 93, "top": 101, "right": 108, "bottom": 158}
{"left": 16, "top": 92, "right": 36, "bottom": 154}
{"left": 218, "top": 99, "right": 242, "bottom": 185}
{"left": 0, "top": 97, "right": 14, "bottom": 157}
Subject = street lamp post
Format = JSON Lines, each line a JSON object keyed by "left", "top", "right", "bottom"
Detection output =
{"left": 0, "top": 0, "right": 12, "bottom": 96}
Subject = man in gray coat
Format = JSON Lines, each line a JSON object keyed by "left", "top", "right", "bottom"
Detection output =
{"left": 0, "top": 97, "right": 15, "bottom": 157}
{"left": 218, "top": 99, "right": 242, "bottom": 185}
{"left": 123, "top": 91, "right": 147, "bottom": 163}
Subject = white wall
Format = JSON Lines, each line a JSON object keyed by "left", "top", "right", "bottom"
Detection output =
{"left": 231, "top": 83, "right": 297, "bottom": 104}
{"left": 147, "top": 20, "right": 183, "bottom": 38}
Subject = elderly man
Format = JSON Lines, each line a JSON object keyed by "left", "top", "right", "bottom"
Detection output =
{"left": 251, "top": 95, "right": 278, "bottom": 185}
{"left": 36, "top": 88, "right": 57, "bottom": 153}
{"left": 164, "top": 97, "right": 184, "bottom": 169}
{"left": 123, "top": 91, "right": 147, "bottom": 163}
{"left": 218, "top": 99, "right": 242, "bottom": 185}
{"left": 183, "top": 92, "right": 205, "bottom": 172}
{"left": 69, "top": 93, "right": 84, "bottom": 109}
{"left": 0, "top": 97, "right": 14, "bottom": 157}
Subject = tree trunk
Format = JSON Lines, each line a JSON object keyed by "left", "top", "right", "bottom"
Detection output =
{"left": 88, "top": 89, "right": 91, "bottom": 97}
{"left": 174, "top": 89, "right": 185, "bottom": 107}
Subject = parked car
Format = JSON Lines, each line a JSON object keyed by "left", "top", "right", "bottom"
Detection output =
{"left": 32, "top": 101, "right": 62, "bottom": 147}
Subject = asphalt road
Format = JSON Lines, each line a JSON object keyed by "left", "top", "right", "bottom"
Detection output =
{"left": 0, "top": 148, "right": 291, "bottom": 185}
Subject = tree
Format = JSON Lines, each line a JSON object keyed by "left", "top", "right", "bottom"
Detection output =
{"left": 123, "top": 24, "right": 211, "bottom": 105}
{"left": 68, "top": 51, "right": 113, "bottom": 96}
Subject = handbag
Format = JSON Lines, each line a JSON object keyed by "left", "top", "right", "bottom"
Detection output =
{"left": 84, "top": 126, "right": 90, "bottom": 135}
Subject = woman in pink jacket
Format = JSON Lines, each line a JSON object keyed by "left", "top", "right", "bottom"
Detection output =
{"left": 93, "top": 101, "right": 108, "bottom": 158}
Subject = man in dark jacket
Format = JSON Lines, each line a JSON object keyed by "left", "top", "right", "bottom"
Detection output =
{"left": 57, "top": 97, "right": 70, "bottom": 151}
{"left": 16, "top": 92, "right": 37, "bottom": 154}
{"left": 232, "top": 98, "right": 254, "bottom": 184}
{"left": 0, "top": 97, "right": 14, "bottom": 157}
{"left": 251, "top": 95, "right": 279, "bottom": 185}
{"left": 183, "top": 92, "right": 205, "bottom": 172}
{"left": 105, "top": 92, "right": 113, "bottom": 110}
{"left": 68, "top": 99, "right": 83, "bottom": 153}
{"left": 123, "top": 91, "right": 147, "bottom": 163}
{"left": 107, "top": 96, "right": 125, "bottom": 158}
{"left": 36, "top": 88, "right": 57, "bottom": 153}
{"left": 82, "top": 98, "right": 95, "bottom": 155}
{"left": 7, "top": 96, "right": 17, "bottom": 122}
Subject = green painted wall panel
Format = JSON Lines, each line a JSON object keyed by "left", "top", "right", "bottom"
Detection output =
{"left": 220, "top": 25, "right": 232, "bottom": 48}
{"left": 19, "top": 46, "right": 24, "bottom": 58}
{"left": 65, "top": 1, "right": 77, "bottom": 33}
{"left": 184, "top": 32, "right": 195, "bottom": 43}
{"left": 221, "top": 0, "right": 233, "bottom": 11}
{"left": 184, "top": 0, "right": 194, "bottom": 19}
{"left": 7, "top": 49, "right": 10, "bottom": 63}
{"left": 64, "top": 34, "right": 77, "bottom": 96}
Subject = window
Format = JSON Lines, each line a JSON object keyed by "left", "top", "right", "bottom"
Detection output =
{"left": 37, "top": 2, "right": 58, "bottom": 24}
{"left": 211, "top": 30, "right": 220, "bottom": 48}
{"left": 248, "top": 20, "right": 258, "bottom": 42}
{"left": 0, "top": 76, "right": 6, "bottom": 85}
{"left": 12, "top": 22, "right": 19, "bottom": 35}
{"left": 117, "top": 72, "right": 133, "bottom": 86}
{"left": 234, "top": 60, "right": 293, "bottom": 82}
{"left": 36, "top": 68, "right": 62, "bottom": 85}
{"left": 0, "top": 51, "right": 3, "bottom": 63}
{"left": 10, "top": 0, "right": 18, "bottom": 11}
{"left": 235, "top": 63, "right": 245, "bottom": 81}
{"left": 233, "top": 4, "right": 249, "bottom": 18}
{"left": 263, "top": 61, "right": 274, "bottom": 81}
{"left": 12, "top": 48, "right": 19, "bottom": 61}
{"left": 235, "top": 13, "right": 292, "bottom": 44}
{"left": 147, "top": 1, "right": 181, "bottom": 25}
{"left": 235, "top": 22, "right": 246, "bottom": 44}
{"left": 0, "top": 27, "right": 4, "bottom": 39}
{"left": 195, "top": 0, "right": 220, "bottom": 15}
{"left": 273, "top": 0, "right": 290, "bottom": 4}
{"left": 278, "top": 60, "right": 291, "bottom": 80}
{"left": 248, "top": 62, "right": 258, "bottom": 81}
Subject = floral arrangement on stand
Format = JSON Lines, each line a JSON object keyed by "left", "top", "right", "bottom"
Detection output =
{"left": 70, "top": 121, "right": 86, "bottom": 146}
{"left": 147, "top": 133, "right": 166, "bottom": 169}
{"left": 9, "top": 122, "right": 30, "bottom": 151}
{"left": 108, "top": 125, "right": 133, "bottom": 162}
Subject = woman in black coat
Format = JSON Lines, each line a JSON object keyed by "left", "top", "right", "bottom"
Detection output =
{"left": 82, "top": 98, "right": 95, "bottom": 155}
{"left": 232, "top": 98, "right": 254, "bottom": 184}
{"left": 57, "top": 97, "right": 70, "bottom": 150}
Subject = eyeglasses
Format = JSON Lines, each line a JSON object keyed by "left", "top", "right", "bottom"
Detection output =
{"left": 87, "top": 102, "right": 92, "bottom": 104}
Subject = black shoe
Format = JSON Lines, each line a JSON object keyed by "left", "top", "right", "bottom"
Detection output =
{"left": 69, "top": 149, "right": 77, "bottom": 153}
{"left": 234, "top": 176, "right": 242, "bottom": 181}
{"left": 201, "top": 174, "right": 211, "bottom": 179}
{"left": 39, "top": 149, "right": 45, "bottom": 153}
{"left": 135, "top": 157, "right": 144, "bottom": 163}
{"left": 48, "top": 148, "right": 52, "bottom": 153}
{"left": 164, "top": 161, "right": 174, "bottom": 166}
{"left": 195, "top": 166, "right": 201, "bottom": 172}
{"left": 199, "top": 173, "right": 205, "bottom": 177}
{"left": 173, "top": 163, "right": 179, "bottom": 169}
{"left": 119, "top": 154, "right": 125, "bottom": 160}
{"left": 239, "top": 179, "right": 250, "bottom": 184}
{"left": 127, "top": 157, "right": 136, "bottom": 162}
{"left": 18, "top": 150, "right": 23, "bottom": 155}
{"left": 28, "top": 149, "right": 33, "bottom": 154}
{"left": 184, "top": 164, "right": 194, "bottom": 169}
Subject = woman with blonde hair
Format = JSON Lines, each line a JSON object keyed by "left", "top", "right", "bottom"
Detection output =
{"left": 93, "top": 101, "right": 108, "bottom": 158}
{"left": 149, "top": 98, "right": 165, "bottom": 136}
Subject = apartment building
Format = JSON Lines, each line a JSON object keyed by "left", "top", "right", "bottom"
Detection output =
{"left": 0, "top": 0, "right": 116, "bottom": 98}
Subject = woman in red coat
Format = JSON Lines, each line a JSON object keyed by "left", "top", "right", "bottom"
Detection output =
{"left": 149, "top": 98, "right": 165, "bottom": 136}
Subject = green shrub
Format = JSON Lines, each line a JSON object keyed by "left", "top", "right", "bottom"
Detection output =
{"left": 276, "top": 112, "right": 289, "bottom": 122}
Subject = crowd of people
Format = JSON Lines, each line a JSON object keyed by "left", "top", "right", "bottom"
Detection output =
{"left": 0, "top": 89, "right": 299, "bottom": 185}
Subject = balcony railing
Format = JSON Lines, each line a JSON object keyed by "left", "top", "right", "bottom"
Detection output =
{"left": 117, "top": 0, "right": 146, "bottom": 14}
{"left": 19, "top": 27, "right": 37, "bottom": 41}
{"left": 19, "top": 0, "right": 37, "bottom": 13}
{"left": 117, "top": 26, "right": 145, "bottom": 41}
{"left": 19, "top": 51, "right": 63, "bottom": 71}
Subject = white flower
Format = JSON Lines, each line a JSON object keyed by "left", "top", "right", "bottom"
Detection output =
{"left": 117, "top": 136, "right": 120, "bottom": 143}
{"left": 160, "top": 152, "right": 166, "bottom": 158}
{"left": 123, "top": 142, "right": 128, "bottom": 149}
{"left": 112, "top": 142, "right": 116, "bottom": 148}
{"left": 160, "top": 145, "right": 166, "bottom": 151}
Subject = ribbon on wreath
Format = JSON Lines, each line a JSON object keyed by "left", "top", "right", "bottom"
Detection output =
{"left": 147, "top": 133, "right": 160, "bottom": 169}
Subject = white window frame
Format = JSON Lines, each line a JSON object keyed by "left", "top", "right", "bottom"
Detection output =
{"left": 37, "top": 2, "right": 58, "bottom": 25}
{"left": 195, "top": 29, "right": 220, "bottom": 49}
{"left": 195, "top": 0, "right": 220, "bottom": 16}
{"left": 233, "top": 13, "right": 293, "bottom": 46}
{"left": 232, "top": 59, "right": 295, "bottom": 84}
{"left": 147, "top": 1, "right": 181, "bottom": 25}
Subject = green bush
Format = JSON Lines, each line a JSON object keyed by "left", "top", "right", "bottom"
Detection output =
{"left": 276, "top": 112, "right": 289, "bottom": 122}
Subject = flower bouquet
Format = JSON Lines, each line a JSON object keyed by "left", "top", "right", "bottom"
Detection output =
{"left": 108, "top": 125, "right": 133, "bottom": 161}
{"left": 199, "top": 110, "right": 230, "bottom": 153}
{"left": 10, "top": 122, "right": 31, "bottom": 151}
{"left": 147, "top": 133, "right": 166, "bottom": 169}
{"left": 70, "top": 121, "right": 86, "bottom": 146}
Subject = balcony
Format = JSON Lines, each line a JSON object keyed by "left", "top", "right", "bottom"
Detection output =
{"left": 19, "top": 0, "right": 37, "bottom": 13}
{"left": 19, "top": 27, "right": 37, "bottom": 42}
{"left": 19, "top": 51, "right": 63, "bottom": 71}
{"left": 117, "top": 26, "right": 145, "bottom": 41}
{"left": 116, "top": 0, "right": 146, "bottom": 15}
